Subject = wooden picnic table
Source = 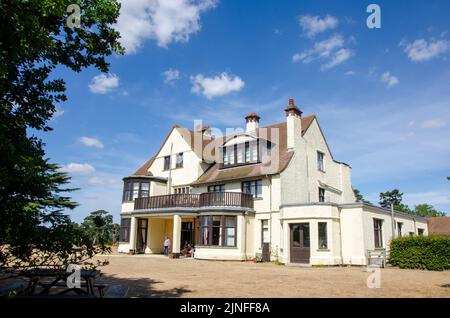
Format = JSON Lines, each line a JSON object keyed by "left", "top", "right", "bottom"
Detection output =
{"left": 20, "top": 268, "right": 102, "bottom": 297}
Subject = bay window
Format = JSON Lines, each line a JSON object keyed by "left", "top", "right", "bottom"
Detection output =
{"left": 198, "top": 216, "right": 237, "bottom": 247}
{"left": 122, "top": 179, "right": 151, "bottom": 202}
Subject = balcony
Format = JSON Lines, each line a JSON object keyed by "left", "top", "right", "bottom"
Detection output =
{"left": 134, "top": 192, "right": 254, "bottom": 211}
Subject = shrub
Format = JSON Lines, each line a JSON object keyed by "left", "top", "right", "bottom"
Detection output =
{"left": 389, "top": 235, "right": 450, "bottom": 271}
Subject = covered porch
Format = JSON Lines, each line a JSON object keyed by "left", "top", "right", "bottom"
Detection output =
{"left": 126, "top": 213, "right": 196, "bottom": 258}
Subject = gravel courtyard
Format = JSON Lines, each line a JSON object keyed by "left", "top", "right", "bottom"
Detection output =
{"left": 96, "top": 253, "right": 450, "bottom": 298}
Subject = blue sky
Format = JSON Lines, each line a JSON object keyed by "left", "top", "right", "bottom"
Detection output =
{"left": 41, "top": 0, "right": 450, "bottom": 223}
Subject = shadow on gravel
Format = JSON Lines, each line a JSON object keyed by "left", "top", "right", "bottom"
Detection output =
{"left": 97, "top": 274, "right": 192, "bottom": 298}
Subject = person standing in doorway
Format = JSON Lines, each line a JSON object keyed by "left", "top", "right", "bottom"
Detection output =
{"left": 164, "top": 236, "right": 170, "bottom": 256}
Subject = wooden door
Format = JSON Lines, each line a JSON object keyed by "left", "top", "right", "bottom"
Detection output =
{"left": 290, "top": 223, "right": 310, "bottom": 263}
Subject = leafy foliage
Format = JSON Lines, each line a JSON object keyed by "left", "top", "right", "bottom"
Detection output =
{"left": 378, "top": 189, "right": 446, "bottom": 217}
{"left": 379, "top": 189, "right": 403, "bottom": 208}
{"left": 389, "top": 235, "right": 450, "bottom": 271}
{"left": 81, "top": 210, "right": 115, "bottom": 245}
{"left": 0, "top": 0, "right": 123, "bottom": 274}
{"left": 353, "top": 188, "right": 372, "bottom": 204}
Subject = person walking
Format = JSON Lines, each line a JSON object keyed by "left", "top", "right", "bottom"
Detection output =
{"left": 164, "top": 236, "right": 170, "bottom": 256}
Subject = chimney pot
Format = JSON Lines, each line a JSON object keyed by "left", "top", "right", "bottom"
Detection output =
{"left": 245, "top": 112, "right": 260, "bottom": 132}
{"left": 284, "top": 97, "right": 302, "bottom": 117}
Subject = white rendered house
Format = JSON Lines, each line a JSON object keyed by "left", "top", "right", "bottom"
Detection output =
{"left": 118, "top": 98, "right": 428, "bottom": 265}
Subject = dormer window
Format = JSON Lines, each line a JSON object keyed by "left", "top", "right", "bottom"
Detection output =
{"left": 222, "top": 140, "right": 259, "bottom": 168}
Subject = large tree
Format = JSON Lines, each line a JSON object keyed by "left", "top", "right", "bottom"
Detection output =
{"left": 0, "top": 0, "right": 123, "bottom": 273}
{"left": 81, "top": 210, "right": 114, "bottom": 245}
{"left": 413, "top": 204, "right": 445, "bottom": 217}
{"left": 353, "top": 188, "right": 372, "bottom": 205}
{"left": 379, "top": 189, "right": 403, "bottom": 208}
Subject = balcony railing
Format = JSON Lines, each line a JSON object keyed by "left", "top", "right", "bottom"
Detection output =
{"left": 134, "top": 192, "right": 254, "bottom": 210}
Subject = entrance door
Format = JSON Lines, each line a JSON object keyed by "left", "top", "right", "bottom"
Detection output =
{"left": 180, "top": 221, "right": 194, "bottom": 247}
{"left": 261, "top": 220, "right": 270, "bottom": 262}
{"left": 136, "top": 219, "right": 148, "bottom": 254}
{"left": 290, "top": 223, "right": 310, "bottom": 263}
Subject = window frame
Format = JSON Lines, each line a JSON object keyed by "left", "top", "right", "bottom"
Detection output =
{"left": 207, "top": 184, "right": 225, "bottom": 192}
{"left": 122, "top": 179, "right": 151, "bottom": 202}
{"left": 197, "top": 215, "right": 237, "bottom": 247}
{"left": 318, "top": 222, "right": 328, "bottom": 250}
{"left": 175, "top": 152, "right": 183, "bottom": 168}
{"left": 418, "top": 228, "right": 424, "bottom": 236}
{"left": 373, "top": 218, "right": 384, "bottom": 249}
{"left": 397, "top": 222, "right": 403, "bottom": 237}
{"left": 317, "top": 151, "right": 325, "bottom": 172}
{"left": 221, "top": 140, "right": 260, "bottom": 168}
{"left": 119, "top": 218, "right": 131, "bottom": 242}
{"left": 241, "top": 180, "right": 262, "bottom": 198}
{"left": 318, "top": 187, "right": 325, "bottom": 203}
{"left": 163, "top": 155, "right": 171, "bottom": 170}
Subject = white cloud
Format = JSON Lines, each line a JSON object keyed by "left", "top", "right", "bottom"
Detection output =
{"left": 78, "top": 136, "right": 104, "bottom": 149}
{"left": 88, "top": 73, "right": 119, "bottom": 94}
{"left": 420, "top": 119, "right": 447, "bottom": 129}
{"left": 163, "top": 68, "right": 181, "bottom": 84}
{"left": 87, "top": 176, "right": 117, "bottom": 185}
{"left": 293, "top": 34, "right": 352, "bottom": 70}
{"left": 345, "top": 71, "right": 355, "bottom": 76}
{"left": 321, "top": 48, "right": 352, "bottom": 71}
{"left": 191, "top": 72, "right": 245, "bottom": 99}
{"left": 60, "top": 163, "right": 95, "bottom": 175}
{"left": 298, "top": 14, "right": 338, "bottom": 38}
{"left": 115, "top": 0, "right": 218, "bottom": 53}
{"left": 380, "top": 72, "right": 399, "bottom": 88}
{"left": 403, "top": 191, "right": 450, "bottom": 207}
{"left": 401, "top": 38, "right": 449, "bottom": 62}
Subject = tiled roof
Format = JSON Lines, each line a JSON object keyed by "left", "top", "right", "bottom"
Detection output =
{"left": 191, "top": 115, "right": 315, "bottom": 186}
{"left": 131, "top": 115, "right": 316, "bottom": 184}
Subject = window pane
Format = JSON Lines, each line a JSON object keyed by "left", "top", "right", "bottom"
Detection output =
{"left": 237, "top": 144, "right": 244, "bottom": 164}
{"left": 250, "top": 143, "right": 258, "bottom": 162}
{"left": 225, "top": 228, "right": 235, "bottom": 246}
{"left": 164, "top": 156, "right": 171, "bottom": 170}
{"left": 212, "top": 226, "right": 220, "bottom": 245}
{"left": 225, "top": 216, "right": 236, "bottom": 227}
{"left": 132, "top": 182, "right": 139, "bottom": 199}
{"left": 176, "top": 153, "right": 183, "bottom": 168}
{"left": 245, "top": 143, "right": 250, "bottom": 162}
{"left": 292, "top": 225, "right": 300, "bottom": 247}
{"left": 318, "top": 222, "right": 328, "bottom": 249}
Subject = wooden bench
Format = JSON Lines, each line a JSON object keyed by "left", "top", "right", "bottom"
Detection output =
{"left": 366, "top": 249, "right": 386, "bottom": 268}
{"left": 104, "top": 284, "right": 129, "bottom": 298}
{"left": 39, "top": 281, "right": 109, "bottom": 297}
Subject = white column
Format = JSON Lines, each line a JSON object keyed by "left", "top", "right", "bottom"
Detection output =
{"left": 129, "top": 216, "right": 137, "bottom": 254}
{"left": 172, "top": 214, "right": 181, "bottom": 258}
{"left": 237, "top": 215, "right": 247, "bottom": 259}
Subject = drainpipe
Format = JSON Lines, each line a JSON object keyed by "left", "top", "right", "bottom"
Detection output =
{"left": 391, "top": 204, "right": 396, "bottom": 240}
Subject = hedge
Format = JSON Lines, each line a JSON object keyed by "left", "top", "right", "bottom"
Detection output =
{"left": 388, "top": 235, "right": 450, "bottom": 271}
